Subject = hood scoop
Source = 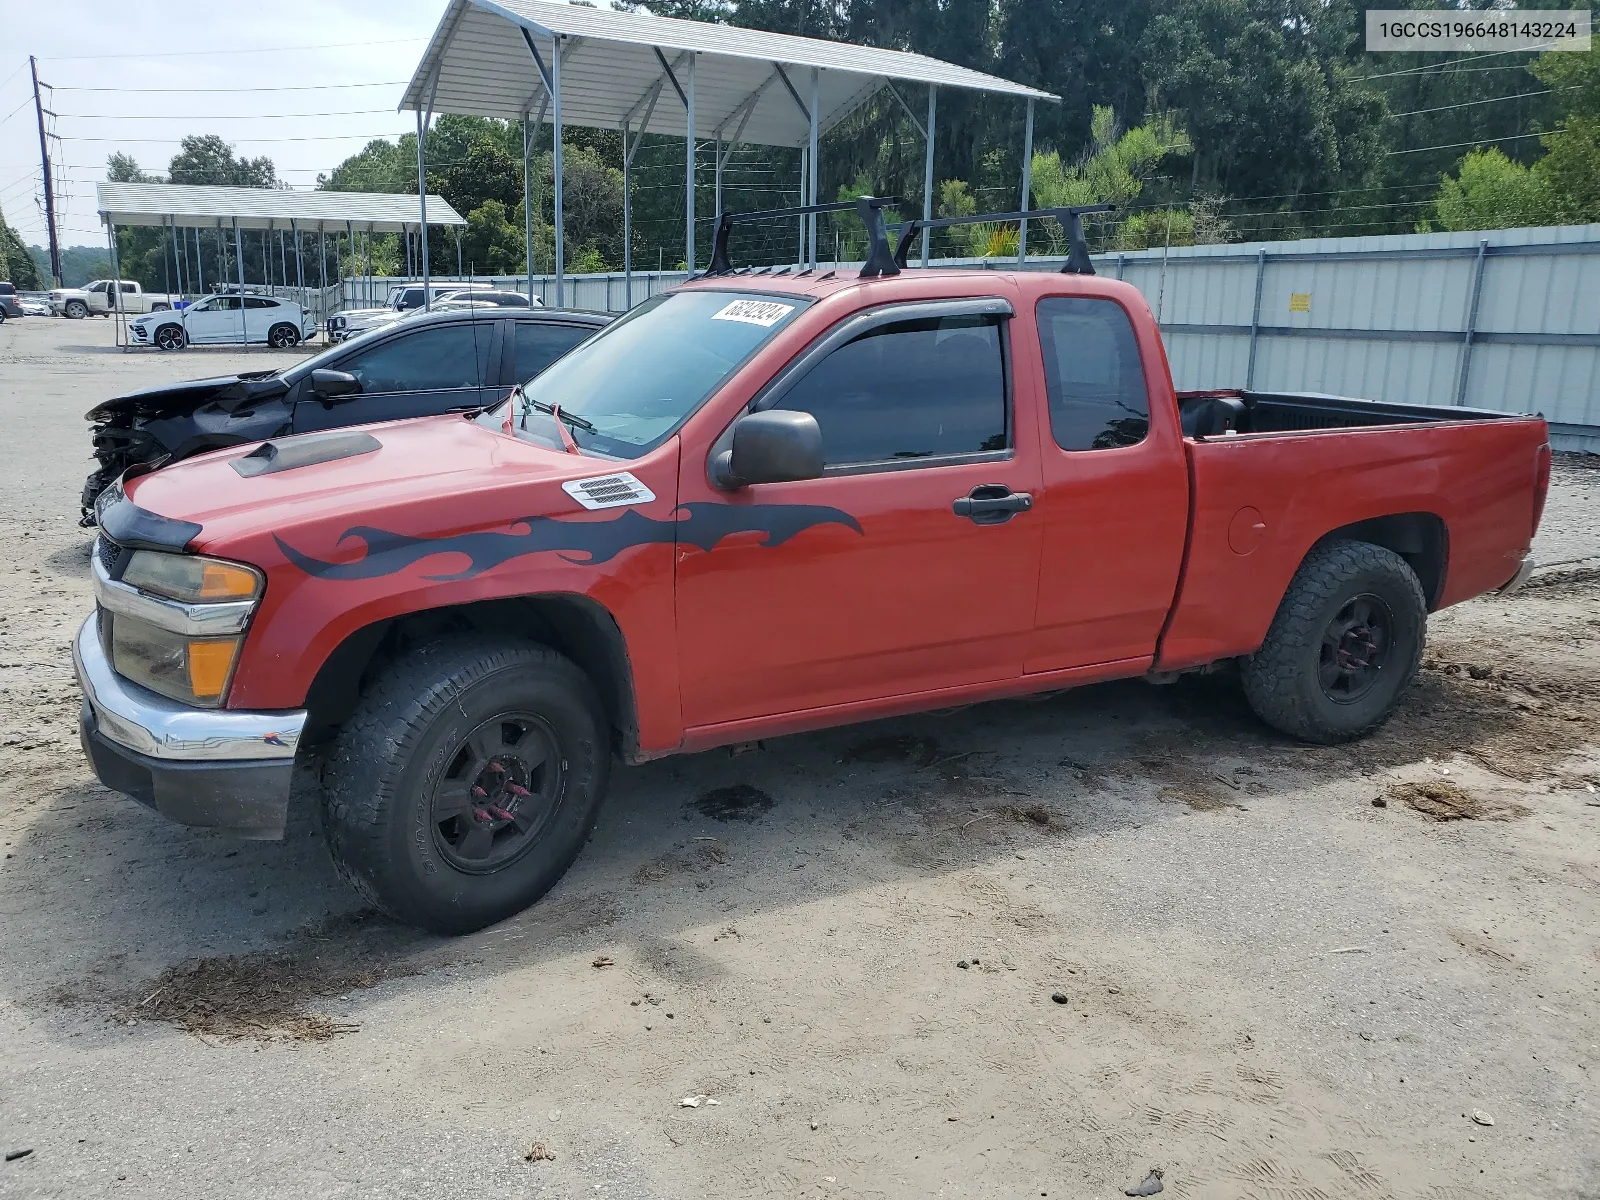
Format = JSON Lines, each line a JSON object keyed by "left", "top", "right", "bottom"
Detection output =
{"left": 232, "top": 430, "right": 381, "bottom": 478}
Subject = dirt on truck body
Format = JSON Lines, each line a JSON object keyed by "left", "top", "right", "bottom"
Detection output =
{"left": 73, "top": 203, "right": 1551, "bottom": 934}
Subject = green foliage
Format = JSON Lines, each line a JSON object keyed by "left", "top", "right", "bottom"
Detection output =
{"left": 1031, "top": 107, "right": 1190, "bottom": 210}
{"left": 167, "top": 135, "right": 278, "bottom": 188}
{"left": 1530, "top": 50, "right": 1600, "bottom": 222}
{"left": 29, "top": 245, "right": 110, "bottom": 288}
{"left": 459, "top": 200, "right": 526, "bottom": 276}
{"left": 1427, "top": 148, "right": 1554, "bottom": 232}
{"left": 0, "top": 216, "right": 42, "bottom": 289}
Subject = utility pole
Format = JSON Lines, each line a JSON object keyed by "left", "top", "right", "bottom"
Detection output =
{"left": 30, "top": 56, "right": 62, "bottom": 287}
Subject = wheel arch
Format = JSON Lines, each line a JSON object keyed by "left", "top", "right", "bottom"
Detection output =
{"left": 302, "top": 593, "right": 641, "bottom": 761}
{"left": 1315, "top": 512, "right": 1449, "bottom": 610}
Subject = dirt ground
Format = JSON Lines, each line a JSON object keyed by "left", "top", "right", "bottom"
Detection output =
{"left": 1, "top": 315, "right": 1597, "bottom": 1200}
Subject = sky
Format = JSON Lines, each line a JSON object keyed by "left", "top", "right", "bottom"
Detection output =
{"left": 0, "top": 0, "right": 453, "bottom": 249}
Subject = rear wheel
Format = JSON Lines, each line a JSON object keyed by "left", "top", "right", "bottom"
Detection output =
{"left": 321, "top": 637, "right": 610, "bottom": 934}
{"left": 267, "top": 323, "right": 299, "bottom": 348}
{"left": 154, "top": 324, "right": 185, "bottom": 351}
{"left": 65, "top": 300, "right": 88, "bottom": 320}
{"left": 1241, "top": 539, "right": 1426, "bottom": 744}
{"left": 150, "top": 303, "right": 170, "bottom": 312}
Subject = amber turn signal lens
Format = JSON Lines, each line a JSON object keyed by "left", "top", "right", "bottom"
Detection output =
{"left": 187, "top": 639, "right": 241, "bottom": 700}
{"left": 199, "top": 561, "right": 260, "bottom": 600}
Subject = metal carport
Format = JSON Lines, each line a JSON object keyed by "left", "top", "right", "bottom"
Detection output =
{"left": 400, "top": 0, "right": 1057, "bottom": 308}
{"left": 95, "top": 182, "right": 467, "bottom": 346}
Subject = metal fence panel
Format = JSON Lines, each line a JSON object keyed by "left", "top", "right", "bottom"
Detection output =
{"left": 339, "top": 223, "right": 1600, "bottom": 449}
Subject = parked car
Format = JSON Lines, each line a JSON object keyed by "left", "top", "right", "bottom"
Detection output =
{"left": 81, "top": 307, "right": 611, "bottom": 520}
{"left": 428, "top": 290, "right": 533, "bottom": 312}
{"left": 72, "top": 237, "right": 1551, "bottom": 933}
{"left": 50, "top": 279, "right": 174, "bottom": 318}
{"left": 327, "top": 282, "right": 514, "bottom": 342}
{"left": 17, "top": 295, "right": 51, "bottom": 317}
{"left": 0, "top": 282, "right": 22, "bottom": 321}
{"left": 126, "top": 293, "right": 315, "bottom": 351}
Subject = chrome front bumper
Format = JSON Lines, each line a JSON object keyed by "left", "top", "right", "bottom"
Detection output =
{"left": 72, "top": 616, "right": 307, "bottom": 837}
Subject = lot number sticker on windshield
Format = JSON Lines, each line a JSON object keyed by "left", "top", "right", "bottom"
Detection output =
{"left": 711, "top": 299, "right": 794, "bottom": 327}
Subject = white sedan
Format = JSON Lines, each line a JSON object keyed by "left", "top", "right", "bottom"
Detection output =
{"left": 130, "top": 295, "right": 317, "bottom": 350}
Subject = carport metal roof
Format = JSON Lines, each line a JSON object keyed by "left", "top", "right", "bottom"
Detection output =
{"left": 400, "top": 0, "right": 1058, "bottom": 309}
{"left": 401, "top": 0, "right": 1057, "bottom": 147}
{"left": 96, "top": 182, "right": 466, "bottom": 233}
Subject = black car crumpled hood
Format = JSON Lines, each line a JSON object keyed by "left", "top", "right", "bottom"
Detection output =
{"left": 85, "top": 370, "right": 289, "bottom": 422}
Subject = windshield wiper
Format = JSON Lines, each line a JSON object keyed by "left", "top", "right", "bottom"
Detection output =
{"left": 518, "top": 389, "right": 595, "bottom": 434}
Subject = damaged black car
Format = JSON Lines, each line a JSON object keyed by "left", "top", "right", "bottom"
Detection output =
{"left": 81, "top": 307, "right": 610, "bottom": 523}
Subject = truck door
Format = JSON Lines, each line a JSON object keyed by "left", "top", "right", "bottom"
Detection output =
{"left": 675, "top": 296, "right": 1045, "bottom": 729}
{"left": 1022, "top": 295, "right": 1190, "bottom": 673}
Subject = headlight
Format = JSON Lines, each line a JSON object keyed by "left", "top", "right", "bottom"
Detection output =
{"left": 122, "top": 551, "right": 261, "bottom": 602}
{"left": 101, "top": 551, "right": 263, "bottom": 707}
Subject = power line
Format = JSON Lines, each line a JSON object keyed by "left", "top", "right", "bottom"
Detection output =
{"left": 1353, "top": 46, "right": 1545, "bottom": 82}
{"left": 54, "top": 81, "right": 408, "bottom": 93}
{"left": 42, "top": 36, "right": 427, "bottom": 62}
{"left": 56, "top": 109, "right": 398, "bottom": 120}
{"left": 1386, "top": 130, "right": 1546, "bottom": 155}
{"left": 1390, "top": 88, "right": 1558, "bottom": 119}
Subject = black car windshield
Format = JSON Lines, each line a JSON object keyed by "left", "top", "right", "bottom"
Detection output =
{"left": 482, "top": 290, "right": 807, "bottom": 458}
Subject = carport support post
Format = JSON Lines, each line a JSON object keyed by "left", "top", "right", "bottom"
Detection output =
{"left": 319, "top": 230, "right": 329, "bottom": 341}
{"left": 455, "top": 229, "right": 462, "bottom": 278}
{"left": 194, "top": 228, "right": 203, "bottom": 296}
{"left": 553, "top": 34, "right": 565, "bottom": 308}
{"left": 233, "top": 220, "right": 247, "bottom": 345}
{"left": 522, "top": 118, "right": 535, "bottom": 304}
{"left": 685, "top": 53, "right": 696, "bottom": 274}
{"left": 807, "top": 68, "right": 819, "bottom": 268}
{"left": 921, "top": 86, "right": 936, "bottom": 266}
{"left": 622, "top": 117, "right": 633, "bottom": 307}
{"left": 1017, "top": 98, "right": 1034, "bottom": 264}
{"left": 417, "top": 105, "right": 433, "bottom": 310}
{"left": 292, "top": 219, "right": 305, "bottom": 317}
{"left": 798, "top": 148, "right": 807, "bottom": 263}
{"left": 105, "top": 217, "right": 125, "bottom": 349}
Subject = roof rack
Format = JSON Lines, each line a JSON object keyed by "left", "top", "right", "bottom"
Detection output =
{"left": 701, "top": 198, "right": 1116, "bottom": 280}
{"left": 704, "top": 196, "right": 904, "bottom": 279}
{"left": 889, "top": 204, "right": 1115, "bottom": 275}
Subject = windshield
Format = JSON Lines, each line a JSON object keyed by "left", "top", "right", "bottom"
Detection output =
{"left": 481, "top": 290, "right": 806, "bottom": 458}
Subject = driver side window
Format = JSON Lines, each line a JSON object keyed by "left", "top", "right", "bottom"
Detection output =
{"left": 768, "top": 314, "right": 1009, "bottom": 468}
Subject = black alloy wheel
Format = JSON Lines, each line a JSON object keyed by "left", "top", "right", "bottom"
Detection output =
{"left": 431, "top": 711, "right": 564, "bottom": 874}
{"left": 154, "top": 324, "right": 185, "bottom": 351}
{"left": 1318, "top": 593, "right": 1393, "bottom": 703}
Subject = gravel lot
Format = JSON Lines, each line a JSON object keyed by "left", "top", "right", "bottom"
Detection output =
{"left": 1, "top": 315, "right": 1597, "bottom": 1200}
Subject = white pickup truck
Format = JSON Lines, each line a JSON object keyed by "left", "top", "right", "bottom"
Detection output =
{"left": 50, "top": 280, "right": 174, "bottom": 319}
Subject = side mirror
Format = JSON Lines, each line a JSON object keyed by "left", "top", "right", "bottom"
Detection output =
{"left": 711, "top": 409, "right": 824, "bottom": 489}
{"left": 311, "top": 368, "right": 361, "bottom": 399}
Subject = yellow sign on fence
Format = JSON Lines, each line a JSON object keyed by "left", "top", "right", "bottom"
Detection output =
{"left": 1289, "top": 292, "right": 1312, "bottom": 313}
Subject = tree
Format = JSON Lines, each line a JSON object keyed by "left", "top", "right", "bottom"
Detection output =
{"left": 1428, "top": 148, "right": 1554, "bottom": 232}
{"left": 1531, "top": 49, "right": 1600, "bottom": 222}
{"left": 167, "top": 135, "right": 278, "bottom": 188}
{"left": 107, "top": 153, "right": 158, "bottom": 184}
{"left": 459, "top": 201, "right": 527, "bottom": 275}
{"left": 0, "top": 207, "right": 42, "bottom": 289}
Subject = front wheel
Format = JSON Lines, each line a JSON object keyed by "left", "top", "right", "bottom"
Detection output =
{"left": 1241, "top": 539, "right": 1426, "bottom": 744}
{"left": 267, "top": 323, "right": 299, "bottom": 348}
{"left": 321, "top": 637, "right": 611, "bottom": 934}
{"left": 154, "top": 324, "right": 185, "bottom": 351}
{"left": 64, "top": 301, "right": 88, "bottom": 320}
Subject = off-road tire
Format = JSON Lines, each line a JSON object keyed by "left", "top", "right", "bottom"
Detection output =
{"left": 1241, "top": 539, "right": 1427, "bottom": 744}
{"left": 65, "top": 300, "right": 88, "bottom": 320}
{"left": 321, "top": 636, "right": 610, "bottom": 934}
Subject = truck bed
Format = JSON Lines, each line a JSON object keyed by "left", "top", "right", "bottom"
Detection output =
{"left": 1178, "top": 389, "right": 1531, "bottom": 438}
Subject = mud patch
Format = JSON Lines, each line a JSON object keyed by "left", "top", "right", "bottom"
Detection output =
{"left": 96, "top": 912, "right": 422, "bottom": 1042}
{"left": 1390, "top": 780, "right": 1529, "bottom": 823}
{"left": 839, "top": 735, "right": 941, "bottom": 765}
{"left": 693, "top": 784, "right": 774, "bottom": 822}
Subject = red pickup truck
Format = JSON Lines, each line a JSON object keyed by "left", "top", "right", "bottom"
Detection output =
{"left": 75, "top": 210, "right": 1551, "bottom": 933}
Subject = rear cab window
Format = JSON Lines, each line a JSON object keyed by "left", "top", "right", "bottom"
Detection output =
{"left": 1035, "top": 297, "right": 1150, "bottom": 451}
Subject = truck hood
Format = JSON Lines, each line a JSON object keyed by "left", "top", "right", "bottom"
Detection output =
{"left": 123, "top": 413, "right": 620, "bottom": 549}
{"left": 86, "top": 371, "right": 290, "bottom": 422}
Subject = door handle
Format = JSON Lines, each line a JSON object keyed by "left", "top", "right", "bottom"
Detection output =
{"left": 953, "top": 485, "right": 1033, "bottom": 524}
